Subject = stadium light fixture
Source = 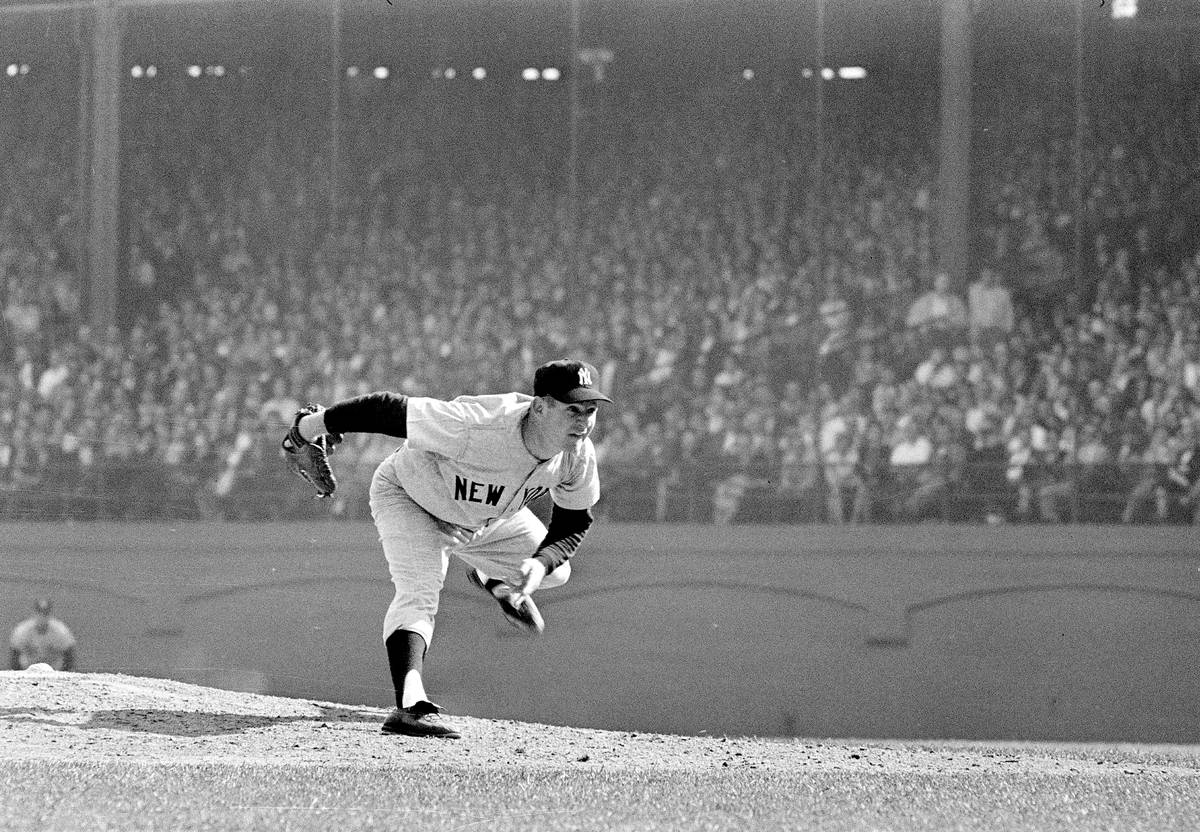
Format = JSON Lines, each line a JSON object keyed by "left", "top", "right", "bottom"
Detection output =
{"left": 5, "top": 64, "right": 17, "bottom": 77}
{"left": 821, "top": 67, "right": 835, "bottom": 80}
{"left": 19, "top": 64, "right": 29, "bottom": 75}
{"left": 542, "top": 67, "right": 561, "bottom": 81}
{"left": 146, "top": 65, "right": 157, "bottom": 78}
{"left": 1112, "top": 0, "right": 1136, "bottom": 18}
{"left": 838, "top": 66, "right": 867, "bottom": 80}
{"left": 801, "top": 67, "right": 813, "bottom": 78}
{"left": 187, "top": 65, "right": 201, "bottom": 78}
{"left": 373, "top": 66, "right": 389, "bottom": 80}
{"left": 521, "top": 67, "right": 539, "bottom": 81}
{"left": 742, "top": 68, "right": 755, "bottom": 81}
{"left": 346, "top": 65, "right": 359, "bottom": 78}
{"left": 472, "top": 66, "right": 486, "bottom": 80}
{"left": 131, "top": 65, "right": 143, "bottom": 78}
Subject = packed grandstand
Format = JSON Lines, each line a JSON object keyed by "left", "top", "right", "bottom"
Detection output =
{"left": 3, "top": 43, "right": 1200, "bottom": 525}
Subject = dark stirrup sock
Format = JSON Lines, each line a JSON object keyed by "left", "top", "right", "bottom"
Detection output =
{"left": 385, "top": 628, "right": 427, "bottom": 709}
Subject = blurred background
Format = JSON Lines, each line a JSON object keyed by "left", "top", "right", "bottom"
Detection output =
{"left": 3, "top": 0, "right": 1200, "bottom": 527}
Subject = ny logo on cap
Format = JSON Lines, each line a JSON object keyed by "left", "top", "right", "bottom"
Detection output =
{"left": 577, "top": 367, "right": 593, "bottom": 387}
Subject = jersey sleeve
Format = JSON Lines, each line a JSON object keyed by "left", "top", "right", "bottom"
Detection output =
{"left": 322, "top": 392, "right": 408, "bottom": 437}
{"left": 533, "top": 505, "right": 594, "bottom": 573}
{"left": 551, "top": 440, "right": 601, "bottom": 510}
{"left": 402, "top": 396, "right": 480, "bottom": 460}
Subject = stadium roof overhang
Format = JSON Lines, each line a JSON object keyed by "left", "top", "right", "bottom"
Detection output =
{"left": 1, "top": 0, "right": 1198, "bottom": 80}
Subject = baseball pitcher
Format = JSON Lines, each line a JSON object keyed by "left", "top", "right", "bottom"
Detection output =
{"left": 282, "top": 359, "right": 611, "bottom": 739}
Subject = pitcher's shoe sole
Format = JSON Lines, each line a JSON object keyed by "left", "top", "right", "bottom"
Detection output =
{"left": 381, "top": 701, "right": 461, "bottom": 739}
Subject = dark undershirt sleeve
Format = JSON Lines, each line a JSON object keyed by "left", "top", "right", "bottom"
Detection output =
{"left": 533, "top": 505, "right": 594, "bottom": 573}
{"left": 322, "top": 392, "right": 409, "bottom": 438}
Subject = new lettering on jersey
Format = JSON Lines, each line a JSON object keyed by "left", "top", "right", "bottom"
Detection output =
{"left": 383, "top": 393, "right": 599, "bottom": 529}
{"left": 519, "top": 485, "right": 550, "bottom": 509}
{"left": 453, "top": 476, "right": 507, "bottom": 506}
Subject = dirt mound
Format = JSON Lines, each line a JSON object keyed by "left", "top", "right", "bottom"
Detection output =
{"left": 0, "top": 669, "right": 785, "bottom": 771}
{"left": 3, "top": 670, "right": 1198, "bottom": 778}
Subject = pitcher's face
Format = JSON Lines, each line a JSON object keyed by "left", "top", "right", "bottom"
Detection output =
{"left": 537, "top": 397, "right": 599, "bottom": 453}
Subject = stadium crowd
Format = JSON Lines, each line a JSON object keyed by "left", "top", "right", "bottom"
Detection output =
{"left": 3, "top": 57, "right": 1200, "bottom": 525}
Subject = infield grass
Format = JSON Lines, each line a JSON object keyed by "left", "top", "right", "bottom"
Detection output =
{"left": 3, "top": 758, "right": 1198, "bottom": 832}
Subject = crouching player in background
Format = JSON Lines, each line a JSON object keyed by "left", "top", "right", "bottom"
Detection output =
{"left": 10, "top": 598, "right": 77, "bottom": 671}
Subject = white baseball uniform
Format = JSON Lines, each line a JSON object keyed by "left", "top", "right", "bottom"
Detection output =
{"left": 362, "top": 393, "right": 600, "bottom": 646}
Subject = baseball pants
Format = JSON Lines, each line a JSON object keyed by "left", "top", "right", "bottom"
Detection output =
{"left": 369, "top": 464, "right": 570, "bottom": 647}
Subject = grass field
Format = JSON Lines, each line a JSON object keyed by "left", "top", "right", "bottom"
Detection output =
{"left": 2, "top": 670, "right": 1199, "bottom": 832}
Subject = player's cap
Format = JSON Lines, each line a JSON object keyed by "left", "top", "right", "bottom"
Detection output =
{"left": 533, "top": 360, "right": 613, "bottom": 405}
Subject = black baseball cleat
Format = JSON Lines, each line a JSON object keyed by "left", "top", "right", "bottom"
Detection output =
{"left": 467, "top": 569, "right": 545, "bottom": 635}
{"left": 381, "top": 701, "right": 461, "bottom": 739}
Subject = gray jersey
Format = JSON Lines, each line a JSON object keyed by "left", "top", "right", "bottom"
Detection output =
{"left": 381, "top": 393, "right": 600, "bottom": 529}
{"left": 10, "top": 617, "right": 76, "bottom": 670}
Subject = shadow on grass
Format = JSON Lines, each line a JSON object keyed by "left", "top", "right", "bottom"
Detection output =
{"left": 0, "top": 703, "right": 382, "bottom": 737}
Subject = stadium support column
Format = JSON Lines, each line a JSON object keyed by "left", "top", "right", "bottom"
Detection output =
{"left": 88, "top": 0, "right": 121, "bottom": 331}
{"left": 935, "top": 0, "right": 971, "bottom": 286}
{"left": 75, "top": 6, "right": 93, "bottom": 303}
{"left": 812, "top": 0, "right": 826, "bottom": 285}
{"left": 567, "top": 0, "right": 582, "bottom": 279}
{"left": 1071, "top": 0, "right": 1087, "bottom": 317}
{"left": 329, "top": 0, "right": 342, "bottom": 236}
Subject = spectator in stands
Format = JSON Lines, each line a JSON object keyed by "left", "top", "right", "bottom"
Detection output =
{"left": 667, "top": 420, "right": 719, "bottom": 523}
{"left": 1032, "top": 428, "right": 1076, "bottom": 523}
{"left": 711, "top": 432, "right": 755, "bottom": 526}
{"left": 6, "top": 58, "right": 1200, "bottom": 527}
{"left": 912, "top": 346, "right": 960, "bottom": 390}
{"left": 905, "top": 271, "right": 968, "bottom": 349}
{"left": 775, "top": 416, "right": 822, "bottom": 523}
{"left": 1073, "top": 421, "right": 1122, "bottom": 521}
{"left": 3, "top": 282, "right": 41, "bottom": 344}
{"left": 1165, "top": 421, "right": 1200, "bottom": 524}
{"left": 816, "top": 280, "right": 855, "bottom": 393}
{"left": 822, "top": 426, "right": 868, "bottom": 523}
{"left": 967, "top": 265, "right": 1016, "bottom": 347}
{"left": 593, "top": 419, "right": 653, "bottom": 521}
{"left": 962, "top": 411, "right": 1011, "bottom": 523}
{"left": 852, "top": 419, "right": 892, "bottom": 523}
{"left": 908, "top": 420, "right": 968, "bottom": 521}
{"left": 1120, "top": 426, "right": 1177, "bottom": 524}
{"left": 886, "top": 415, "right": 934, "bottom": 520}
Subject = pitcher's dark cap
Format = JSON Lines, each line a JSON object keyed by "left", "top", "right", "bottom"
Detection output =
{"left": 533, "top": 360, "right": 613, "bottom": 404}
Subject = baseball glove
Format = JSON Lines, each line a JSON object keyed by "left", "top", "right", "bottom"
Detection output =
{"left": 281, "top": 404, "right": 342, "bottom": 498}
